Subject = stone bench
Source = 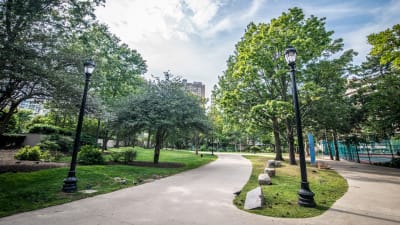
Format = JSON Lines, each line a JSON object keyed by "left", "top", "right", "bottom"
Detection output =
{"left": 264, "top": 168, "right": 276, "bottom": 177}
{"left": 258, "top": 173, "right": 272, "bottom": 185}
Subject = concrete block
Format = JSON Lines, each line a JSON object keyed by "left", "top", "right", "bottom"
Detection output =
{"left": 267, "top": 160, "right": 276, "bottom": 168}
{"left": 258, "top": 173, "right": 272, "bottom": 185}
{"left": 264, "top": 168, "right": 276, "bottom": 177}
{"left": 244, "top": 187, "right": 265, "bottom": 210}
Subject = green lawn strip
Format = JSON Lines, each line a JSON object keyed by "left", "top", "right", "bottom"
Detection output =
{"left": 234, "top": 155, "right": 348, "bottom": 218}
{"left": 0, "top": 148, "right": 216, "bottom": 217}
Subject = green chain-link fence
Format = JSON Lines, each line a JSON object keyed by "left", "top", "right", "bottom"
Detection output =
{"left": 321, "top": 140, "right": 400, "bottom": 164}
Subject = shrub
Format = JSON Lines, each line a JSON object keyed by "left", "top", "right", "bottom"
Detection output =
{"left": 110, "top": 152, "right": 123, "bottom": 162}
{"left": 29, "top": 124, "right": 59, "bottom": 134}
{"left": 78, "top": 145, "right": 104, "bottom": 165}
{"left": 15, "top": 145, "right": 42, "bottom": 161}
{"left": 249, "top": 146, "right": 261, "bottom": 153}
{"left": 123, "top": 149, "right": 137, "bottom": 163}
{"left": 46, "top": 135, "right": 73, "bottom": 153}
{"left": 39, "top": 140, "right": 60, "bottom": 151}
{"left": 41, "top": 150, "right": 51, "bottom": 162}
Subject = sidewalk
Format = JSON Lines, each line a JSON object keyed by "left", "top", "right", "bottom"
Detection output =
{"left": 0, "top": 154, "right": 399, "bottom": 225}
{"left": 309, "top": 159, "right": 400, "bottom": 225}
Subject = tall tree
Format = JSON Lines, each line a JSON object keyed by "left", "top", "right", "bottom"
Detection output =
{"left": 0, "top": 0, "right": 104, "bottom": 134}
{"left": 215, "top": 8, "right": 345, "bottom": 161}
{"left": 115, "top": 73, "right": 209, "bottom": 163}
{"left": 368, "top": 24, "right": 400, "bottom": 70}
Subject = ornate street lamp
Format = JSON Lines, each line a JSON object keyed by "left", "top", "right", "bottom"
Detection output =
{"left": 62, "top": 59, "right": 95, "bottom": 193}
{"left": 285, "top": 47, "right": 316, "bottom": 207}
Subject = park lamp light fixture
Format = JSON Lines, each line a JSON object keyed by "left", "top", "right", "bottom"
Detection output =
{"left": 84, "top": 59, "right": 96, "bottom": 75}
{"left": 62, "top": 59, "right": 96, "bottom": 193}
{"left": 284, "top": 46, "right": 297, "bottom": 65}
{"left": 284, "top": 46, "right": 316, "bottom": 208}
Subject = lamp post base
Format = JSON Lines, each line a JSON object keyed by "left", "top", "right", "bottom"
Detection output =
{"left": 298, "top": 181, "right": 316, "bottom": 207}
{"left": 62, "top": 176, "right": 78, "bottom": 193}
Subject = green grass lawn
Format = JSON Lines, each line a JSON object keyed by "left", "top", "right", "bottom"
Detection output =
{"left": 233, "top": 155, "right": 348, "bottom": 218}
{"left": 0, "top": 147, "right": 215, "bottom": 217}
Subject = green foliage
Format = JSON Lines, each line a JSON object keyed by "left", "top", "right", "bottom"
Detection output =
{"left": 214, "top": 7, "right": 349, "bottom": 160}
{"left": 109, "top": 147, "right": 137, "bottom": 164}
{"left": 115, "top": 73, "right": 210, "bottom": 163}
{"left": 123, "top": 149, "right": 137, "bottom": 163}
{"left": 368, "top": 24, "right": 400, "bottom": 70}
{"left": 249, "top": 146, "right": 261, "bottom": 153}
{"left": 37, "top": 135, "right": 73, "bottom": 153}
{"left": 41, "top": 150, "right": 51, "bottom": 162}
{"left": 78, "top": 145, "right": 104, "bottom": 165}
{"left": 28, "top": 124, "right": 72, "bottom": 136}
{"left": 39, "top": 140, "right": 60, "bottom": 151}
{"left": 15, "top": 146, "right": 42, "bottom": 161}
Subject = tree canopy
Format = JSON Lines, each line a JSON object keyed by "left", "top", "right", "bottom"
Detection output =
{"left": 115, "top": 73, "right": 209, "bottom": 163}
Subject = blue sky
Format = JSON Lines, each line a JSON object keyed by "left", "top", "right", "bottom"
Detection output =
{"left": 95, "top": 0, "right": 400, "bottom": 100}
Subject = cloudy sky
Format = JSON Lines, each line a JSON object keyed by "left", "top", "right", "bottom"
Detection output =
{"left": 95, "top": 0, "right": 400, "bottom": 100}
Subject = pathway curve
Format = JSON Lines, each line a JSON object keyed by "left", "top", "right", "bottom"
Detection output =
{"left": 0, "top": 154, "right": 399, "bottom": 225}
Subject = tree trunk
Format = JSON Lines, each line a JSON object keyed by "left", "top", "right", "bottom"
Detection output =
{"left": 102, "top": 130, "right": 109, "bottom": 152}
{"left": 324, "top": 129, "right": 334, "bottom": 160}
{"left": 146, "top": 130, "right": 151, "bottom": 149}
{"left": 0, "top": 103, "right": 19, "bottom": 135}
{"left": 332, "top": 130, "right": 340, "bottom": 161}
{"left": 153, "top": 128, "right": 163, "bottom": 164}
{"left": 272, "top": 116, "right": 283, "bottom": 161}
{"left": 95, "top": 118, "right": 100, "bottom": 147}
{"left": 115, "top": 135, "right": 120, "bottom": 148}
{"left": 286, "top": 119, "right": 296, "bottom": 165}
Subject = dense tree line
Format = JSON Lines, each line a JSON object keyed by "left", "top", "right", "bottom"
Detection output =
{"left": 212, "top": 8, "right": 400, "bottom": 160}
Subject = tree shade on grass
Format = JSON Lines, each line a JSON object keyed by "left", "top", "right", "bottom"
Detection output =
{"left": 0, "top": 148, "right": 215, "bottom": 217}
{"left": 234, "top": 156, "right": 348, "bottom": 218}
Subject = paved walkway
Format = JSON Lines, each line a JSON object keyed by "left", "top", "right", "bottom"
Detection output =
{"left": 0, "top": 154, "right": 399, "bottom": 225}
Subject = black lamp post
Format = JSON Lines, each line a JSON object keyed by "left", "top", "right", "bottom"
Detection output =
{"left": 284, "top": 47, "right": 316, "bottom": 207}
{"left": 62, "top": 59, "right": 95, "bottom": 193}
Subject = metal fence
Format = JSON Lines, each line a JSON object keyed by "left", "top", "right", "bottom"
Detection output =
{"left": 321, "top": 140, "right": 400, "bottom": 164}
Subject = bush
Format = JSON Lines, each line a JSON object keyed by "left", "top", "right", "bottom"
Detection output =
{"left": 249, "top": 146, "right": 261, "bottom": 153}
{"left": 78, "top": 145, "right": 104, "bottom": 165}
{"left": 110, "top": 152, "right": 123, "bottom": 162}
{"left": 15, "top": 145, "right": 42, "bottom": 161}
{"left": 41, "top": 150, "right": 51, "bottom": 162}
{"left": 29, "top": 124, "right": 59, "bottom": 134}
{"left": 123, "top": 149, "right": 137, "bottom": 163}
{"left": 109, "top": 148, "right": 137, "bottom": 164}
{"left": 39, "top": 140, "right": 60, "bottom": 151}
{"left": 45, "top": 135, "right": 73, "bottom": 153}
{"left": 80, "top": 133, "right": 97, "bottom": 146}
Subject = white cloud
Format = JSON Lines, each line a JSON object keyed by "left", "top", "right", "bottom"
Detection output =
{"left": 240, "top": 0, "right": 264, "bottom": 20}
{"left": 185, "top": 0, "right": 221, "bottom": 30}
{"left": 95, "top": 0, "right": 400, "bottom": 101}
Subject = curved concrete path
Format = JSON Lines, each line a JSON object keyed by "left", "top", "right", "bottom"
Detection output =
{"left": 0, "top": 154, "right": 399, "bottom": 225}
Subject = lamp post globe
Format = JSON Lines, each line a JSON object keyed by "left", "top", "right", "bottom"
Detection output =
{"left": 284, "top": 47, "right": 316, "bottom": 207}
{"left": 62, "top": 59, "right": 95, "bottom": 193}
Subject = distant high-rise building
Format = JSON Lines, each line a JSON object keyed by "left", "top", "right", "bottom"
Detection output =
{"left": 182, "top": 79, "right": 205, "bottom": 98}
{"left": 19, "top": 99, "right": 48, "bottom": 115}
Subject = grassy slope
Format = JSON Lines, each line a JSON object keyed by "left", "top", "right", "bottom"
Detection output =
{"left": 234, "top": 155, "right": 348, "bottom": 218}
{"left": 0, "top": 147, "right": 215, "bottom": 217}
